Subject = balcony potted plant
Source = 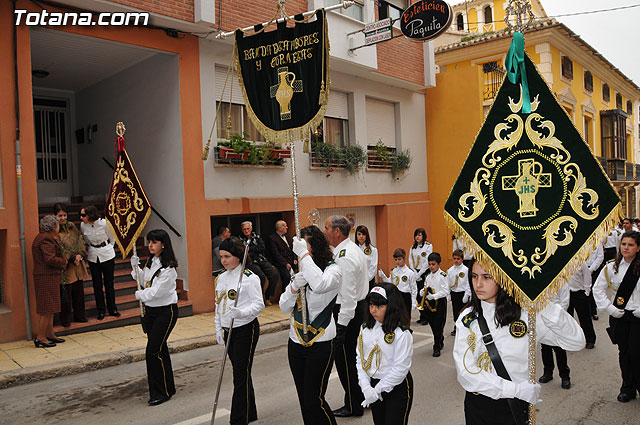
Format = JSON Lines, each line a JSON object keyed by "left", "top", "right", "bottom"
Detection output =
{"left": 217, "top": 132, "right": 253, "bottom": 160}
{"left": 391, "top": 148, "right": 412, "bottom": 179}
{"left": 367, "top": 139, "right": 395, "bottom": 169}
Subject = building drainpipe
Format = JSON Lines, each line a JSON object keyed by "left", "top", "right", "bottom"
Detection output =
{"left": 13, "top": 0, "right": 33, "bottom": 340}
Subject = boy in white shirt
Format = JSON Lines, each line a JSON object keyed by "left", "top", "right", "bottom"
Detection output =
{"left": 448, "top": 249, "right": 470, "bottom": 336}
{"left": 378, "top": 248, "right": 417, "bottom": 318}
{"left": 419, "top": 252, "right": 450, "bottom": 357}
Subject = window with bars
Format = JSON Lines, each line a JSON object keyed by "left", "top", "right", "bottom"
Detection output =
{"left": 616, "top": 93, "right": 623, "bottom": 110}
{"left": 603, "top": 83, "right": 610, "bottom": 102}
{"left": 561, "top": 56, "right": 573, "bottom": 80}
{"left": 627, "top": 101, "right": 633, "bottom": 115}
{"left": 584, "top": 71, "right": 593, "bottom": 93}
{"left": 33, "top": 104, "right": 68, "bottom": 182}
{"left": 600, "top": 109, "right": 628, "bottom": 160}
{"left": 484, "top": 6, "right": 492, "bottom": 25}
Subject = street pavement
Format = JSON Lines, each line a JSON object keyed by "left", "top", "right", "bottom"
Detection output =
{"left": 1, "top": 310, "right": 639, "bottom": 424}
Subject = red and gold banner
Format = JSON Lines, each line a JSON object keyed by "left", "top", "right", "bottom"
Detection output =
{"left": 105, "top": 136, "right": 151, "bottom": 259}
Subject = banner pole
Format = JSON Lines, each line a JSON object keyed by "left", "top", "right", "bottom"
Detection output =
{"left": 527, "top": 312, "right": 536, "bottom": 424}
{"left": 210, "top": 241, "right": 251, "bottom": 425}
{"left": 132, "top": 245, "right": 144, "bottom": 317}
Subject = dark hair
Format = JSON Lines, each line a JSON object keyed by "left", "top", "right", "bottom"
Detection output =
{"left": 355, "top": 225, "right": 372, "bottom": 248}
{"left": 219, "top": 236, "right": 247, "bottom": 261}
{"left": 428, "top": 252, "right": 441, "bottom": 264}
{"left": 364, "top": 282, "right": 410, "bottom": 333}
{"left": 412, "top": 228, "right": 428, "bottom": 249}
{"left": 623, "top": 217, "right": 632, "bottom": 223}
{"left": 393, "top": 248, "right": 406, "bottom": 259}
{"left": 52, "top": 203, "right": 67, "bottom": 215}
{"left": 300, "top": 225, "right": 333, "bottom": 271}
{"left": 467, "top": 258, "right": 521, "bottom": 327}
{"left": 146, "top": 229, "right": 178, "bottom": 269}
{"left": 614, "top": 231, "right": 640, "bottom": 274}
{"left": 452, "top": 249, "right": 464, "bottom": 259}
{"left": 217, "top": 226, "right": 229, "bottom": 236}
{"left": 83, "top": 205, "right": 100, "bottom": 222}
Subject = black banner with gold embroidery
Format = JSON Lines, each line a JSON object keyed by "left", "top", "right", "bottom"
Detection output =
{"left": 105, "top": 139, "right": 151, "bottom": 260}
{"left": 444, "top": 51, "right": 622, "bottom": 313}
{"left": 235, "top": 9, "right": 329, "bottom": 144}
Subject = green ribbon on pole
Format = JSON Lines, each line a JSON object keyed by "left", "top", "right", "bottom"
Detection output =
{"left": 505, "top": 32, "right": 531, "bottom": 114}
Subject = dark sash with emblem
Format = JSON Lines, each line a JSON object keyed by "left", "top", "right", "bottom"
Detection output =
{"left": 606, "top": 264, "right": 639, "bottom": 344}
{"left": 235, "top": 9, "right": 329, "bottom": 144}
{"left": 293, "top": 294, "right": 337, "bottom": 347}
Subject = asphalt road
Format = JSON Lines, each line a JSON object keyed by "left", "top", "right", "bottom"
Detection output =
{"left": 1, "top": 310, "right": 639, "bottom": 425}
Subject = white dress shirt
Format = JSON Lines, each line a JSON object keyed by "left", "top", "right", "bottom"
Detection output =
{"left": 214, "top": 265, "right": 264, "bottom": 332}
{"left": 379, "top": 265, "right": 418, "bottom": 308}
{"left": 604, "top": 229, "right": 622, "bottom": 249}
{"left": 356, "top": 321, "right": 413, "bottom": 394}
{"left": 567, "top": 263, "right": 592, "bottom": 294}
{"left": 81, "top": 218, "right": 116, "bottom": 263}
{"left": 132, "top": 256, "right": 178, "bottom": 307}
{"left": 409, "top": 243, "right": 433, "bottom": 278}
{"left": 359, "top": 243, "right": 378, "bottom": 282}
{"left": 593, "top": 259, "right": 640, "bottom": 312}
{"left": 454, "top": 301, "right": 585, "bottom": 400}
{"left": 279, "top": 256, "right": 342, "bottom": 344}
{"left": 447, "top": 263, "right": 470, "bottom": 296}
{"left": 422, "top": 268, "right": 450, "bottom": 300}
{"left": 586, "top": 246, "right": 604, "bottom": 273}
{"left": 334, "top": 238, "right": 369, "bottom": 327}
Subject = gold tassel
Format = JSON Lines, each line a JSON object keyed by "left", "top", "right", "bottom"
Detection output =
{"left": 202, "top": 137, "right": 211, "bottom": 161}
{"left": 303, "top": 126, "right": 309, "bottom": 153}
{"left": 318, "top": 80, "right": 327, "bottom": 106}
{"left": 226, "top": 114, "right": 232, "bottom": 140}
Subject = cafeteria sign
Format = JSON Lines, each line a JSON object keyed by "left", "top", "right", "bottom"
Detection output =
{"left": 400, "top": 0, "right": 452, "bottom": 41}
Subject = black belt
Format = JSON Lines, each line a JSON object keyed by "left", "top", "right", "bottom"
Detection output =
{"left": 91, "top": 241, "right": 108, "bottom": 248}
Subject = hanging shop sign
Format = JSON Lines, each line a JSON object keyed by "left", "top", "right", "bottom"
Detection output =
{"left": 364, "top": 17, "right": 393, "bottom": 46}
{"left": 400, "top": 0, "right": 452, "bottom": 41}
{"left": 235, "top": 9, "right": 329, "bottom": 144}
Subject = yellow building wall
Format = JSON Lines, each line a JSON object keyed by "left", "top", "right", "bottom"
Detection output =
{"left": 467, "top": 8, "right": 478, "bottom": 32}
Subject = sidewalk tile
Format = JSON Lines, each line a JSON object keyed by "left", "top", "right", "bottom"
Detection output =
{"left": 50, "top": 348, "right": 94, "bottom": 361}
{"left": 118, "top": 338, "right": 147, "bottom": 349}
{"left": 4, "top": 347, "right": 42, "bottom": 359}
{"left": 13, "top": 354, "right": 58, "bottom": 368}
{"left": 0, "top": 340, "right": 33, "bottom": 350}
{"left": 0, "top": 359, "right": 19, "bottom": 372}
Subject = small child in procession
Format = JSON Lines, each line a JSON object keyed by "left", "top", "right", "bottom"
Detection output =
{"left": 356, "top": 283, "right": 413, "bottom": 425}
{"left": 448, "top": 249, "right": 471, "bottom": 336}
{"left": 419, "top": 252, "right": 450, "bottom": 357}
{"left": 378, "top": 248, "right": 417, "bottom": 318}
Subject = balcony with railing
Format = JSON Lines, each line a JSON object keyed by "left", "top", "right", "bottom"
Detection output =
{"left": 597, "top": 157, "right": 640, "bottom": 182}
{"left": 482, "top": 61, "right": 506, "bottom": 101}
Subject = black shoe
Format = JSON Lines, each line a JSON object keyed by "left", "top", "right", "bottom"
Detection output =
{"left": 420, "top": 320, "right": 428, "bottom": 326}
{"left": 450, "top": 328, "right": 456, "bottom": 336}
{"left": 592, "top": 314, "right": 599, "bottom": 321}
{"left": 97, "top": 313, "right": 105, "bottom": 320}
{"left": 75, "top": 317, "right": 88, "bottom": 323}
{"left": 539, "top": 374, "right": 553, "bottom": 384}
{"left": 561, "top": 379, "right": 571, "bottom": 389}
{"left": 332, "top": 406, "right": 363, "bottom": 417}
{"left": 148, "top": 396, "right": 170, "bottom": 406}
{"left": 109, "top": 311, "right": 121, "bottom": 317}
{"left": 416, "top": 319, "right": 424, "bottom": 325}
{"left": 617, "top": 393, "right": 635, "bottom": 403}
{"left": 433, "top": 348, "right": 441, "bottom": 357}
{"left": 585, "top": 342, "right": 595, "bottom": 349}
{"left": 61, "top": 322, "right": 71, "bottom": 328}
{"left": 34, "top": 339, "right": 56, "bottom": 348}
{"left": 47, "top": 337, "right": 65, "bottom": 343}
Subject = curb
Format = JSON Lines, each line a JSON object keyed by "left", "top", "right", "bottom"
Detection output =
{"left": 0, "top": 319, "right": 289, "bottom": 390}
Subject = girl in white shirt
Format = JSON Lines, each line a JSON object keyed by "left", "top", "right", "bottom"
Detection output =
{"left": 214, "top": 236, "right": 264, "bottom": 424}
{"left": 454, "top": 259, "right": 585, "bottom": 425}
{"left": 280, "top": 225, "right": 343, "bottom": 425}
{"left": 356, "top": 225, "right": 378, "bottom": 289}
{"left": 409, "top": 228, "right": 432, "bottom": 325}
{"left": 356, "top": 283, "right": 413, "bottom": 425}
{"left": 130, "top": 229, "right": 179, "bottom": 406}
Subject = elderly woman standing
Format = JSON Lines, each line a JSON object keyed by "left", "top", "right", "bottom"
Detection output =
{"left": 54, "top": 204, "right": 89, "bottom": 326}
{"left": 32, "top": 215, "right": 68, "bottom": 347}
{"left": 80, "top": 205, "right": 119, "bottom": 320}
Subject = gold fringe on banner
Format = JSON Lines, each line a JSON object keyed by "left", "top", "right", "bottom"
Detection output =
{"left": 444, "top": 203, "right": 623, "bottom": 314}
{"left": 234, "top": 9, "right": 330, "bottom": 146}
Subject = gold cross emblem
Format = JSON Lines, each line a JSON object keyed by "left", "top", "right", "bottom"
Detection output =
{"left": 502, "top": 158, "right": 552, "bottom": 218}
{"left": 269, "top": 67, "right": 303, "bottom": 120}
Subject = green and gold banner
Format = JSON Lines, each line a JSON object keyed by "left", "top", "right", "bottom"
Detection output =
{"left": 105, "top": 141, "right": 151, "bottom": 260}
{"left": 444, "top": 39, "right": 622, "bottom": 313}
{"left": 235, "top": 9, "right": 329, "bottom": 144}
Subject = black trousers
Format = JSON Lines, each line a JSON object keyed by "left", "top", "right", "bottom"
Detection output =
{"left": 424, "top": 298, "right": 447, "bottom": 348}
{"left": 225, "top": 318, "right": 260, "bottom": 425}
{"left": 332, "top": 300, "right": 367, "bottom": 414}
{"left": 451, "top": 291, "right": 466, "bottom": 324}
{"left": 88, "top": 258, "right": 116, "bottom": 314}
{"left": 540, "top": 344, "right": 570, "bottom": 379}
{"left": 612, "top": 312, "right": 640, "bottom": 397}
{"left": 369, "top": 278, "right": 376, "bottom": 291}
{"left": 416, "top": 278, "right": 428, "bottom": 322}
{"left": 59, "top": 280, "right": 86, "bottom": 323}
{"left": 247, "top": 261, "right": 280, "bottom": 298}
{"left": 288, "top": 339, "right": 337, "bottom": 425}
{"left": 370, "top": 373, "right": 413, "bottom": 425}
{"left": 464, "top": 392, "right": 527, "bottom": 425}
{"left": 275, "top": 265, "right": 292, "bottom": 294}
{"left": 567, "top": 290, "right": 596, "bottom": 344}
{"left": 399, "top": 291, "right": 412, "bottom": 320}
{"left": 142, "top": 304, "right": 178, "bottom": 400}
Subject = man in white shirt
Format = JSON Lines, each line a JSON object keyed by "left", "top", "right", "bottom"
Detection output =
{"left": 324, "top": 215, "right": 368, "bottom": 417}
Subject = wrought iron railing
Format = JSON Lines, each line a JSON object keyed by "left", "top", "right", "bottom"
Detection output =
{"left": 482, "top": 61, "right": 505, "bottom": 101}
